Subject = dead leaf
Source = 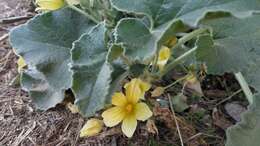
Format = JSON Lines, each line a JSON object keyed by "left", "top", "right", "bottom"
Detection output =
{"left": 146, "top": 119, "right": 158, "bottom": 135}
{"left": 184, "top": 75, "right": 204, "bottom": 97}
{"left": 171, "top": 94, "right": 189, "bottom": 113}
{"left": 151, "top": 87, "right": 165, "bottom": 97}
{"left": 224, "top": 102, "right": 246, "bottom": 122}
{"left": 212, "top": 108, "right": 233, "bottom": 130}
{"left": 66, "top": 102, "right": 79, "bottom": 114}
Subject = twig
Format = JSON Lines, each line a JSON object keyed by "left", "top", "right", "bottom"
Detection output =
{"left": 215, "top": 89, "right": 242, "bottom": 106}
{"left": 13, "top": 121, "right": 36, "bottom": 146}
{"left": 0, "top": 15, "right": 33, "bottom": 24}
{"left": 0, "top": 34, "right": 8, "bottom": 43}
{"left": 167, "top": 94, "right": 184, "bottom": 146}
{"left": 164, "top": 75, "right": 188, "bottom": 89}
{"left": 185, "top": 132, "right": 223, "bottom": 143}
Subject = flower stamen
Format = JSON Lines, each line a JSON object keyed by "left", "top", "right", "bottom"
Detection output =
{"left": 125, "top": 104, "right": 133, "bottom": 113}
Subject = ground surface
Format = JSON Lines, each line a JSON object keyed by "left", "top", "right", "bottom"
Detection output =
{"left": 0, "top": 0, "right": 248, "bottom": 146}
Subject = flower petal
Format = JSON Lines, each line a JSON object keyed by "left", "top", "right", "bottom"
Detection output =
{"left": 102, "top": 107, "right": 125, "bottom": 127}
{"left": 138, "top": 79, "right": 150, "bottom": 99}
{"left": 17, "top": 56, "right": 27, "bottom": 73}
{"left": 125, "top": 78, "right": 142, "bottom": 103}
{"left": 134, "top": 102, "right": 152, "bottom": 121}
{"left": 121, "top": 114, "right": 137, "bottom": 138}
{"left": 36, "top": 0, "right": 65, "bottom": 11}
{"left": 80, "top": 118, "right": 103, "bottom": 137}
{"left": 157, "top": 46, "right": 170, "bottom": 71}
{"left": 112, "top": 92, "right": 127, "bottom": 106}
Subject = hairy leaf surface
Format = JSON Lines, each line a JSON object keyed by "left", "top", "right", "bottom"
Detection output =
{"left": 71, "top": 23, "right": 126, "bottom": 116}
{"left": 9, "top": 7, "right": 95, "bottom": 109}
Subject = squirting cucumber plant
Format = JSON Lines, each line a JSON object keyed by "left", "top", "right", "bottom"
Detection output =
{"left": 10, "top": 0, "right": 260, "bottom": 145}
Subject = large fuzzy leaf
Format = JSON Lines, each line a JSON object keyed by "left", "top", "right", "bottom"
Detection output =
{"left": 71, "top": 23, "right": 126, "bottom": 117}
{"left": 9, "top": 7, "right": 95, "bottom": 109}
{"left": 195, "top": 13, "right": 260, "bottom": 146}
{"left": 111, "top": 0, "right": 186, "bottom": 27}
{"left": 111, "top": 0, "right": 260, "bottom": 28}
{"left": 196, "top": 13, "right": 260, "bottom": 89}
{"left": 115, "top": 18, "right": 189, "bottom": 61}
{"left": 226, "top": 94, "right": 260, "bottom": 146}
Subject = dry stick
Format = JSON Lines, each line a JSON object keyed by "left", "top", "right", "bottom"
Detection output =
{"left": 0, "top": 33, "right": 8, "bottom": 43}
{"left": 0, "top": 15, "right": 33, "bottom": 24}
{"left": 167, "top": 94, "right": 184, "bottom": 146}
{"left": 13, "top": 121, "right": 36, "bottom": 146}
{"left": 215, "top": 89, "right": 242, "bottom": 106}
{"left": 185, "top": 132, "right": 223, "bottom": 143}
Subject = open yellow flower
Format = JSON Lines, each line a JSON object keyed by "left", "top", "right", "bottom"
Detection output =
{"left": 124, "top": 78, "right": 150, "bottom": 100}
{"left": 36, "top": 0, "right": 65, "bottom": 11}
{"left": 102, "top": 78, "right": 153, "bottom": 138}
{"left": 80, "top": 118, "right": 103, "bottom": 137}
{"left": 157, "top": 46, "right": 171, "bottom": 71}
{"left": 17, "top": 56, "right": 27, "bottom": 73}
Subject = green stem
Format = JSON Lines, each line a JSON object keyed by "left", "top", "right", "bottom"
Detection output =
{"left": 151, "top": 54, "right": 158, "bottom": 73}
{"left": 173, "top": 28, "right": 208, "bottom": 50}
{"left": 160, "top": 47, "right": 197, "bottom": 77}
{"left": 235, "top": 72, "right": 253, "bottom": 104}
{"left": 68, "top": 5, "right": 100, "bottom": 24}
{"left": 160, "top": 28, "right": 208, "bottom": 77}
{"left": 164, "top": 75, "right": 188, "bottom": 89}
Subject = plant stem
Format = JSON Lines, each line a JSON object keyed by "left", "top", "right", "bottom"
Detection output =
{"left": 173, "top": 28, "right": 208, "bottom": 50}
{"left": 68, "top": 5, "right": 100, "bottom": 24}
{"left": 160, "top": 47, "right": 197, "bottom": 77}
{"left": 167, "top": 94, "right": 184, "bottom": 146}
{"left": 160, "top": 28, "right": 208, "bottom": 77}
{"left": 215, "top": 89, "right": 242, "bottom": 106}
{"left": 164, "top": 75, "right": 188, "bottom": 89}
{"left": 235, "top": 72, "right": 253, "bottom": 104}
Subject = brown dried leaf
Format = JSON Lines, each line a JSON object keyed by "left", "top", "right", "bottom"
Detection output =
{"left": 151, "top": 87, "right": 165, "bottom": 97}
{"left": 146, "top": 119, "right": 158, "bottom": 135}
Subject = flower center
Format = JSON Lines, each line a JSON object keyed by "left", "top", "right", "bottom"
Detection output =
{"left": 125, "top": 104, "right": 133, "bottom": 113}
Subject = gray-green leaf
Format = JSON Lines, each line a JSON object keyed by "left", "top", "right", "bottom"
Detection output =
{"left": 71, "top": 23, "right": 126, "bottom": 117}
{"left": 9, "top": 7, "right": 95, "bottom": 109}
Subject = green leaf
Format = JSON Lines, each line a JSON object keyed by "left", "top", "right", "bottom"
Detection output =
{"left": 111, "top": 0, "right": 260, "bottom": 28}
{"left": 71, "top": 23, "right": 126, "bottom": 117}
{"left": 115, "top": 18, "right": 157, "bottom": 61}
{"left": 115, "top": 18, "right": 189, "bottom": 62}
{"left": 226, "top": 94, "right": 260, "bottom": 146}
{"left": 196, "top": 13, "right": 260, "bottom": 89}
{"left": 171, "top": 94, "right": 189, "bottom": 113}
{"left": 244, "top": 62, "right": 260, "bottom": 91}
{"left": 194, "top": 13, "right": 260, "bottom": 146}
{"left": 111, "top": 0, "right": 187, "bottom": 27}
{"left": 9, "top": 7, "right": 95, "bottom": 109}
{"left": 176, "top": 0, "right": 260, "bottom": 26}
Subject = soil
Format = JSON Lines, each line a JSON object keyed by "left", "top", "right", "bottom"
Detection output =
{"left": 0, "top": 0, "right": 248, "bottom": 146}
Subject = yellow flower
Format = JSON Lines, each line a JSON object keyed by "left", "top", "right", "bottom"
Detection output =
{"left": 80, "top": 118, "right": 103, "bottom": 137}
{"left": 102, "top": 78, "right": 153, "bottom": 138}
{"left": 124, "top": 78, "right": 151, "bottom": 100}
{"left": 157, "top": 46, "right": 171, "bottom": 71}
{"left": 36, "top": 0, "right": 65, "bottom": 11}
{"left": 17, "top": 56, "right": 27, "bottom": 73}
